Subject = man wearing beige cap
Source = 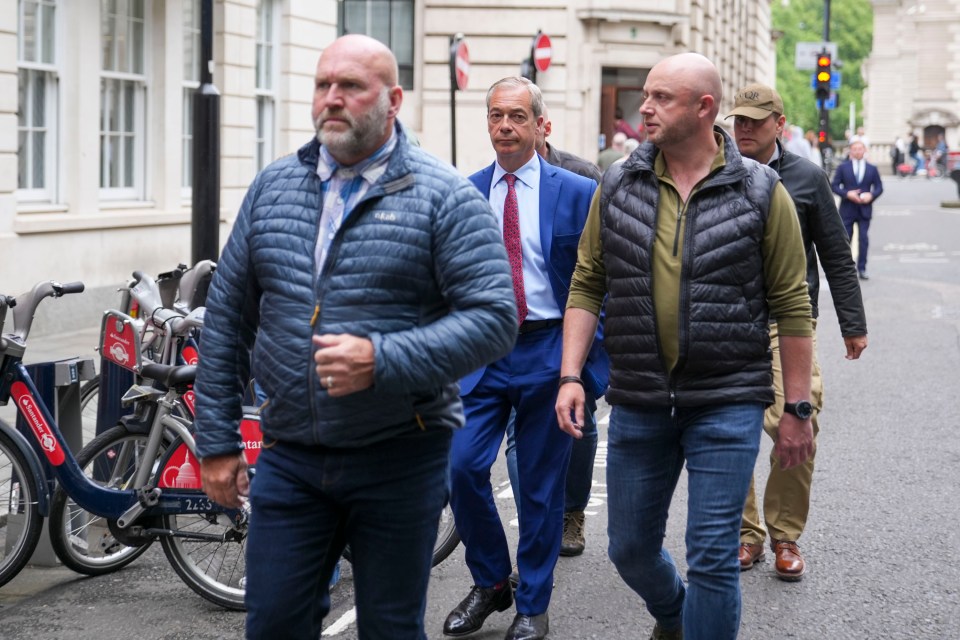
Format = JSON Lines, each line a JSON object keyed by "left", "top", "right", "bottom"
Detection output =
{"left": 728, "top": 83, "right": 868, "bottom": 581}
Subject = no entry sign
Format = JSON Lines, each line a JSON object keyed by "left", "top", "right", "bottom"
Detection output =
{"left": 533, "top": 32, "right": 552, "bottom": 73}
{"left": 452, "top": 38, "right": 470, "bottom": 91}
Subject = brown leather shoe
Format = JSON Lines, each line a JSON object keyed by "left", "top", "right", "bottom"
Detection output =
{"left": 738, "top": 542, "right": 765, "bottom": 570}
{"left": 773, "top": 540, "right": 805, "bottom": 581}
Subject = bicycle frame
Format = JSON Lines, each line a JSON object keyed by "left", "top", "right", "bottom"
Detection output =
{"left": 6, "top": 360, "right": 236, "bottom": 525}
{"left": 0, "top": 282, "right": 241, "bottom": 532}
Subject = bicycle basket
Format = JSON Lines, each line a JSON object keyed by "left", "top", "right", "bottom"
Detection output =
{"left": 99, "top": 310, "right": 144, "bottom": 373}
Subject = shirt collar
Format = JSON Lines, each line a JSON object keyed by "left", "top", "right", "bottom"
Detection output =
{"left": 767, "top": 143, "right": 782, "bottom": 165}
{"left": 492, "top": 153, "right": 540, "bottom": 189}
{"left": 317, "top": 129, "right": 397, "bottom": 183}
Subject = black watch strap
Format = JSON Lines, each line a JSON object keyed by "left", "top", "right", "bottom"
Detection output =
{"left": 783, "top": 400, "right": 813, "bottom": 419}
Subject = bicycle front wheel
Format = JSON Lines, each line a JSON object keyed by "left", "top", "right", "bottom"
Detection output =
{"left": 432, "top": 501, "right": 460, "bottom": 566}
{"left": 0, "top": 425, "right": 44, "bottom": 588}
{"left": 157, "top": 437, "right": 247, "bottom": 611}
{"left": 78, "top": 375, "right": 100, "bottom": 445}
{"left": 341, "top": 500, "right": 460, "bottom": 568}
{"left": 48, "top": 425, "right": 160, "bottom": 575}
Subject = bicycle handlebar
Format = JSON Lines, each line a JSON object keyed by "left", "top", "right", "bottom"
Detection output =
{"left": 176, "top": 260, "right": 216, "bottom": 312}
{"left": 0, "top": 280, "right": 86, "bottom": 342}
{"left": 59, "top": 281, "right": 85, "bottom": 295}
{"left": 129, "top": 270, "right": 203, "bottom": 337}
{"left": 130, "top": 271, "right": 168, "bottom": 322}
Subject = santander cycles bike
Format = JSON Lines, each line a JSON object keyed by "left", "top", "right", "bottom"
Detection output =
{"left": 13, "top": 268, "right": 459, "bottom": 604}
{"left": 73, "top": 260, "right": 216, "bottom": 452}
{"left": 0, "top": 278, "right": 249, "bottom": 608}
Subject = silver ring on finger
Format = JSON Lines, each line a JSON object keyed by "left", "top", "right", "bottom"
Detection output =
{"left": 327, "top": 375, "right": 334, "bottom": 389}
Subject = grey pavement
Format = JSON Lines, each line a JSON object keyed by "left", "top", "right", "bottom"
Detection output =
{"left": 2, "top": 174, "right": 960, "bottom": 638}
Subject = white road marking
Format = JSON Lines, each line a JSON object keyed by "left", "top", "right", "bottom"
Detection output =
{"left": 321, "top": 607, "right": 357, "bottom": 636}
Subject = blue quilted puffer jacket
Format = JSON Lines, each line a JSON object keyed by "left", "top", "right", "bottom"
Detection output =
{"left": 194, "top": 129, "right": 517, "bottom": 457}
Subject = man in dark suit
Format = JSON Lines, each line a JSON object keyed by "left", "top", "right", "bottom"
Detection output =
{"left": 443, "top": 77, "right": 606, "bottom": 640}
{"left": 831, "top": 137, "right": 883, "bottom": 279}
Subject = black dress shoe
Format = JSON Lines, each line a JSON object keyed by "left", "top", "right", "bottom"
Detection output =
{"left": 443, "top": 583, "right": 513, "bottom": 637}
{"left": 504, "top": 612, "right": 549, "bottom": 640}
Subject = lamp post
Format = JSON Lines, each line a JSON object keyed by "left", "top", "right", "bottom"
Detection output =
{"left": 191, "top": 0, "right": 221, "bottom": 264}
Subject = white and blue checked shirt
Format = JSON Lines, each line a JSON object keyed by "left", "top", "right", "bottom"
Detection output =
{"left": 314, "top": 131, "right": 398, "bottom": 275}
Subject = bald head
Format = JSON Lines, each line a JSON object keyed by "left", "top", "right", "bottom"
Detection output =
{"left": 640, "top": 53, "right": 722, "bottom": 153}
{"left": 321, "top": 34, "right": 399, "bottom": 88}
{"left": 312, "top": 34, "right": 403, "bottom": 165}
{"left": 654, "top": 53, "right": 722, "bottom": 118}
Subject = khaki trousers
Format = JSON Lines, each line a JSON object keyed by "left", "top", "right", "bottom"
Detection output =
{"left": 741, "top": 321, "right": 823, "bottom": 545}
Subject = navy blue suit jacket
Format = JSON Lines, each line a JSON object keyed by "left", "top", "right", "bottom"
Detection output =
{"left": 831, "top": 158, "right": 883, "bottom": 221}
{"left": 461, "top": 155, "right": 609, "bottom": 398}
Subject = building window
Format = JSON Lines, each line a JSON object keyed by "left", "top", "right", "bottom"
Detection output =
{"left": 255, "top": 0, "right": 276, "bottom": 172}
{"left": 339, "top": 0, "right": 414, "bottom": 90}
{"left": 100, "top": 0, "right": 147, "bottom": 199}
{"left": 17, "top": 0, "right": 59, "bottom": 202}
{"left": 183, "top": 0, "right": 200, "bottom": 191}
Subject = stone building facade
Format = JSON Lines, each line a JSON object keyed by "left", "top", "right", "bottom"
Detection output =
{"left": 2, "top": 0, "right": 774, "bottom": 310}
{"left": 864, "top": 0, "right": 959, "bottom": 157}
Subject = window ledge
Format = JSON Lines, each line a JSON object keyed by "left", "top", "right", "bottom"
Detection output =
{"left": 12, "top": 207, "right": 225, "bottom": 235}
{"left": 16, "top": 203, "right": 71, "bottom": 215}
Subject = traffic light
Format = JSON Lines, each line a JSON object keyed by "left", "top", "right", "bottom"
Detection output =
{"left": 816, "top": 53, "right": 832, "bottom": 100}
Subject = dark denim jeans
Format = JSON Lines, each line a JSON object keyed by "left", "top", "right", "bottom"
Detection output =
{"left": 244, "top": 426, "right": 452, "bottom": 640}
{"left": 606, "top": 402, "right": 763, "bottom": 640}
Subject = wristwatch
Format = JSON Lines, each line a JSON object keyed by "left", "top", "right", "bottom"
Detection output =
{"left": 783, "top": 400, "right": 814, "bottom": 420}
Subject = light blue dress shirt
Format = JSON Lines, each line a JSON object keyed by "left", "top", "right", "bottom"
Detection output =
{"left": 489, "top": 155, "right": 560, "bottom": 321}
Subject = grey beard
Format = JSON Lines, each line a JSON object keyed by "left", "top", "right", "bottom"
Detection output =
{"left": 314, "top": 91, "right": 391, "bottom": 163}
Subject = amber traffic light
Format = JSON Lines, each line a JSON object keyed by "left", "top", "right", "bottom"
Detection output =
{"left": 815, "top": 54, "right": 832, "bottom": 100}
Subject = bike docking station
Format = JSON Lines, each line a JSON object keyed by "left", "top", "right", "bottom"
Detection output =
{"left": 11, "top": 356, "right": 96, "bottom": 566}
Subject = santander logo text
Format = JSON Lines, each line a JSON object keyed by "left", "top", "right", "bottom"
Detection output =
{"left": 11, "top": 381, "right": 65, "bottom": 465}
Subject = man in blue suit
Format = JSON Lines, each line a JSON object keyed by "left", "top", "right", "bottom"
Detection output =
{"left": 444, "top": 77, "right": 607, "bottom": 640}
{"left": 831, "top": 137, "right": 883, "bottom": 279}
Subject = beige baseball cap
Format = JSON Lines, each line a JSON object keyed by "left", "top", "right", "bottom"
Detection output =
{"left": 726, "top": 83, "right": 784, "bottom": 120}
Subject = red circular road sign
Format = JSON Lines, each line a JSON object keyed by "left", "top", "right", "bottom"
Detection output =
{"left": 533, "top": 32, "right": 552, "bottom": 73}
{"left": 454, "top": 39, "right": 470, "bottom": 91}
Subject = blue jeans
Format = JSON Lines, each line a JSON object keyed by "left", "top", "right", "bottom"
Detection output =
{"left": 506, "top": 396, "right": 599, "bottom": 513}
{"left": 245, "top": 426, "right": 452, "bottom": 640}
{"left": 606, "top": 403, "right": 763, "bottom": 640}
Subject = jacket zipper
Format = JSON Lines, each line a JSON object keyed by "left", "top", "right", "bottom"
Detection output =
{"left": 305, "top": 179, "right": 381, "bottom": 439}
{"left": 308, "top": 176, "right": 325, "bottom": 436}
{"left": 672, "top": 192, "right": 685, "bottom": 257}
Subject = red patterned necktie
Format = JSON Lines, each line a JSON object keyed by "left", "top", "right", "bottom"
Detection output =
{"left": 502, "top": 174, "right": 528, "bottom": 324}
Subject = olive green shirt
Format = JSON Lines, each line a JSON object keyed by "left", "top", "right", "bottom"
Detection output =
{"left": 569, "top": 139, "right": 812, "bottom": 374}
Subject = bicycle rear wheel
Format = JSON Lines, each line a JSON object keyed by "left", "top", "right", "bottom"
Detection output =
{"left": 0, "top": 425, "right": 44, "bottom": 588}
{"left": 48, "top": 425, "right": 159, "bottom": 575}
{"left": 156, "top": 436, "right": 247, "bottom": 611}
